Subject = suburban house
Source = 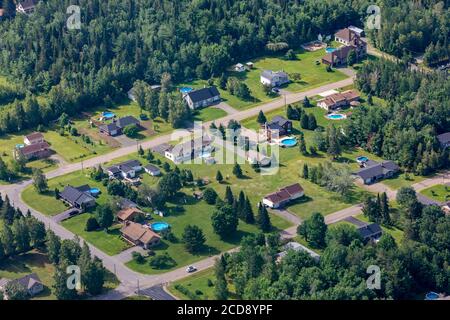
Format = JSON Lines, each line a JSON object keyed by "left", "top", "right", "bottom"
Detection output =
{"left": 246, "top": 62, "right": 254, "bottom": 69}
{"left": 263, "top": 183, "right": 304, "bottom": 209}
{"left": 357, "top": 223, "right": 383, "bottom": 242}
{"left": 184, "top": 87, "right": 221, "bottom": 109}
{"left": 0, "top": 273, "right": 44, "bottom": 299}
{"left": 16, "top": 0, "right": 38, "bottom": 14}
{"left": 348, "top": 25, "right": 365, "bottom": 37}
{"left": 15, "top": 141, "right": 51, "bottom": 160}
{"left": 24, "top": 132, "right": 45, "bottom": 145}
{"left": 276, "top": 242, "right": 320, "bottom": 262}
{"left": 117, "top": 207, "right": 145, "bottom": 223}
{"left": 437, "top": 132, "right": 450, "bottom": 149}
{"left": 322, "top": 28, "right": 367, "bottom": 66}
{"left": 356, "top": 160, "right": 400, "bottom": 185}
{"left": 117, "top": 198, "right": 138, "bottom": 210}
{"left": 264, "top": 116, "right": 293, "bottom": 141}
{"left": 120, "top": 221, "right": 161, "bottom": 248}
{"left": 144, "top": 164, "right": 161, "bottom": 176}
{"left": 99, "top": 115, "right": 140, "bottom": 136}
{"left": 317, "top": 90, "right": 361, "bottom": 111}
{"left": 164, "top": 137, "right": 212, "bottom": 164}
{"left": 106, "top": 160, "right": 143, "bottom": 179}
{"left": 59, "top": 185, "right": 96, "bottom": 210}
{"left": 260, "top": 70, "right": 290, "bottom": 87}
{"left": 235, "top": 63, "right": 246, "bottom": 72}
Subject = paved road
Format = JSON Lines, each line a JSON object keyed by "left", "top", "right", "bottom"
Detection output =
{"left": 139, "top": 285, "right": 177, "bottom": 300}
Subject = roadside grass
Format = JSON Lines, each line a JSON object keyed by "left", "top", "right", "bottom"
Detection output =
{"left": 167, "top": 268, "right": 227, "bottom": 300}
{"left": 122, "top": 295, "right": 152, "bottom": 300}
{"left": 193, "top": 107, "right": 228, "bottom": 122}
{"left": 61, "top": 216, "right": 131, "bottom": 256}
{"left": 420, "top": 184, "right": 450, "bottom": 203}
{"left": 382, "top": 173, "right": 427, "bottom": 190}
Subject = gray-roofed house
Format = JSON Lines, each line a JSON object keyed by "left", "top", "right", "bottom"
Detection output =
{"left": 357, "top": 223, "right": 383, "bottom": 242}
{"left": 260, "top": 70, "right": 289, "bottom": 87}
{"left": 99, "top": 116, "right": 140, "bottom": 136}
{"left": 0, "top": 273, "right": 44, "bottom": 299}
{"left": 165, "top": 136, "right": 213, "bottom": 164}
{"left": 264, "top": 115, "right": 292, "bottom": 141}
{"left": 106, "top": 159, "right": 142, "bottom": 179}
{"left": 117, "top": 198, "right": 139, "bottom": 210}
{"left": 16, "top": 0, "right": 38, "bottom": 15}
{"left": 356, "top": 160, "right": 399, "bottom": 185}
{"left": 276, "top": 241, "right": 321, "bottom": 262}
{"left": 59, "top": 185, "right": 96, "bottom": 210}
{"left": 184, "top": 87, "right": 221, "bottom": 109}
{"left": 144, "top": 164, "right": 161, "bottom": 176}
{"left": 437, "top": 132, "right": 450, "bottom": 149}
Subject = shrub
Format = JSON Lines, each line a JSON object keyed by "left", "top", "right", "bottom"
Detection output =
{"left": 85, "top": 216, "right": 100, "bottom": 232}
{"left": 132, "top": 252, "right": 145, "bottom": 264}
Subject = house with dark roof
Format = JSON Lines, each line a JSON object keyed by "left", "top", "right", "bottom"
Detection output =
{"left": 260, "top": 70, "right": 290, "bottom": 87}
{"left": 120, "top": 221, "right": 161, "bottom": 248}
{"left": 117, "top": 198, "right": 138, "bottom": 210}
{"left": 322, "top": 28, "right": 367, "bottom": 67}
{"left": 357, "top": 223, "right": 383, "bottom": 242}
{"left": 317, "top": 90, "right": 360, "bottom": 111}
{"left": 437, "top": 132, "right": 450, "bottom": 149}
{"left": 16, "top": 0, "right": 38, "bottom": 14}
{"left": 263, "top": 183, "right": 304, "bottom": 209}
{"left": 106, "top": 159, "right": 142, "bottom": 179}
{"left": 0, "top": 273, "right": 44, "bottom": 298}
{"left": 59, "top": 185, "right": 96, "bottom": 210}
{"left": 99, "top": 116, "right": 140, "bottom": 136}
{"left": 264, "top": 116, "right": 292, "bottom": 141}
{"left": 24, "top": 132, "right": 45, "bottom": 146}
{"left": 144, "top": 164, "right": 161, "bottom": 176}
{"left": 15, "top": 141, "right": 51, "bottom": 160}
{"left": 184, "top": 87, "right": 221, "bottom": 109}
{"left": 356, "top": 160, "right": 400, "bottom": 185}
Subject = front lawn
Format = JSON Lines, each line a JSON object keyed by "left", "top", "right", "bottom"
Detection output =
{"left": 382, "top": 173, "right": 427, "bottom": 190}
{"left": 420, "top": 184, "right": 450, "bottom": 203}
{"left": 355, "top": 214, "right": 404, "bottom": 244}
{"left": 193, "top": 107, "right": 228, "bottom": 122}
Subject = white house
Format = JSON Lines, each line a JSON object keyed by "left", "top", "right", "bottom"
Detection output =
{"left": 144, "top": 164, "right": 161, "bottom": 176}
{"left": 164, "top": 137, "right": 212, "bottom": 164}
{"left": 246, "top": 62, "right": 254, "bottom": 69}
{"left": 235, "top": 63, "right": 246, "bottom": 72}
{"left": 106, "top": 160, "right": 142, "bottom": 179}
{"left": 260, "top": 70, "right": 289, "bottom": 87}
{"left": 276, "top": 242, "right": 321, "bottom": 262}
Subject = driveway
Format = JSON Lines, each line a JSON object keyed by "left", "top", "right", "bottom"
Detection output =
{"left": 114, "top": 135, "right": 138, "bottom": 147}
{"left": 344, "top": 216, "right": 368, "bottom": 227}
{"left": 52, "top": 208, "right": 81, "bottom": 223}
{"left": 114, "top": 246, "right": 146, "bottom": 264}
{"left": 213, "top": 102, "right": 239, "bottom": 115}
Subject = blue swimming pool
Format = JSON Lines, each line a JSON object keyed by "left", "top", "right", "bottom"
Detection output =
{"left": 327, "top": 113, "right": 346, "bottom": 120}
{"left": 356, "top": 156, "right": 369, "bottom": 163}
{"left": 325, "top": 47, "right": 337, "bottom": 53}
{"left": 180, "top": 87, "right": 193, "bottom": 94}
{"left": 102, "top": 111, "right": 115, "bottom": 119}
{"left": 151, "top": 222, "right": 170, "bottom": 232}
{"left": 425, "top": 292, "right": 439, "bottom": 300}
{"left": 90, "top": 188, "right": 101, "bottom": 196}
{"left": 280, "top": 137, "right": 297, "bottom": 148}
{"left": 16, "top": 143, "right": 25, "bottom": 149}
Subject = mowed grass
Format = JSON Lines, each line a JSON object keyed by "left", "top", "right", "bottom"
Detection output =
{"left": 193, "top": 107, "right": 228, "bottom": 122}
{"left": 382, "top": 173, "right": 427, "bottom": 190}
{"left": 62, "top": 216, "right": 131, "bottom": 256}
{"left": 168, "top": 268, "right": 225, "bottom": 300}
{"left": 420, "top": 184, "right": 450, "bottom": 202}
{"left": 21, "top": 170, "right": 110, "bottom": 216}
{"left": 180, "top": 49, "right": 348, "bottom": 111}
{"left": 355, "top": 214, "right": 404, "bottom": 244}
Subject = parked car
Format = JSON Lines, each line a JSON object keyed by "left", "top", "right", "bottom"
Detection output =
{"left": 272, "top": 87, "right": 280, "bottom": 94}
{"left": 186, "top": 265, "right": 197, "bottom": 273}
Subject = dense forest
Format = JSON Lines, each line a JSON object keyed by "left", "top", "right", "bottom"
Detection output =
{"left": 346, "top": 59, "right": 449, "bottom": 175}
{"left": 214, "top": 188, "right": 449, "bottom": 300}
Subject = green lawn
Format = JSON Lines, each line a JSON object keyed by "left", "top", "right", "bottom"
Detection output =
{"left": 167, "top": 268, "right": 225, "bottom": 300}
{"left": 193, "top": 107, "right": 228, "bottom": 122}
{"left": 21, "top": 170, "right": 110, "bottom": 216}
{"left": 62, "top": 216, "right": 131, "bottom": 256}
{"left": 382, "top": 173, "right": 427, "bottom": 190}
{"left": 122, "top": 295, "right": 152, "bottom": 300}
{"left": 420, "top": 184, "right": 450, "bottom": 203}
{"left": 355, "top": 214, "right": 404, "bottom": 244}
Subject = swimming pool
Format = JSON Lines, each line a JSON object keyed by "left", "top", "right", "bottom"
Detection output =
{"left": 90, "top": 188, "right": 101, "bottom": 196}
{"left": 151, "top": 222, "right": 170, "bottom": 232}
{"left": 326, "top": 113, "right": 347, "bottom": 120}
{"left": 102, "top": 111, "right": 115, "bottom": 119}
{"left": 280, "top": 137, "right": 298, "bottom": 148}
{"left": 16, "top": 144, "right": 25, "bottom": 149}
{"left": 425, "top": 292, "right": 439, "bottom": 300}
{"left": 180, "top": 87, "right": 193, "bottom": 94}
{"left": 325, "top": 47, "right": 337, "bottom": 53}
{"left": 356, "top": 156, "right": 369, "bottom": 163}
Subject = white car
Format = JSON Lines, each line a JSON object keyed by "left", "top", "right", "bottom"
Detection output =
{"left": 186, "top": 265, "right": 197, "bottom": 273}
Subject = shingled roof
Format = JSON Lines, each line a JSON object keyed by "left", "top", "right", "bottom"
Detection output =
{"left": 186, "top": 87, "right": 220, "bottom": 103}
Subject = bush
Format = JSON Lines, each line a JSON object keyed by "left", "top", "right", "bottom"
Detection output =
{"left": 203, "top": 188, "right": 218, "bottom": 205}
{"left": 207, "top": 279, "right": 214, "bottom": 287}
{"left": 149, "top": 253, "right": 176, "bottom": 269}
{"left": 174, "top": 284, "right": 198, "bottom": 300}
{"left": 132, "top": 252, "right": 145, "bottom": 264}
{"left": 85, "top": 217, "right": 100, "bottom": 231}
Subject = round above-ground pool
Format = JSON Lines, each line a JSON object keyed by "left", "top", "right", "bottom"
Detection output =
{"left": 356, "top": 156, "right": 369, "bottom": 163}
{"left": 425, "top": 292, "right": 439, "bottom": 300}
{"left": 180, "top": 87, "right": 193, "bottom": 94}
{"left": 102, "top": 111, "right": 115, "bottom": 119}
{"left": 280, "top": 137, "right": 298, "bottom": 148}
{"left": 326, "top": 113, "right": 347, "bottom": 120}
{"left": 151, "top": 222, "right": 170, "bottom": 232}
{"left": 90, "top": 188, "right": 101, "bottom": 196}
{"left": 325, "top": 47, "right": 337, "bottom": 53}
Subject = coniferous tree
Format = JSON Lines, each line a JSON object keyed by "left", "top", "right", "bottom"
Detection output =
{"left": 257, "top": 203, "right": 272, "bottom": 232}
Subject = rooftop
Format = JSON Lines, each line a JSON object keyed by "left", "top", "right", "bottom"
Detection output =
{"left": 186, "top": 87, "right": 220, "bottom": 103}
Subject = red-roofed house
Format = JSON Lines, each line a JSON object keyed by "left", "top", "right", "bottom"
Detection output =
{"left": 263, "top": 183, "right": 304, "bottom": 209}
{"left": 317, "top": 90, "right": 360, "bottom": 111}
{"left": 16, "top": 141, "right": 51, "bottom": 160}
{"left": 24, "top": 132, "right": 45, "bottom": 146}
{"left": 322, "top": 28, "right": 367, "bottom": 67}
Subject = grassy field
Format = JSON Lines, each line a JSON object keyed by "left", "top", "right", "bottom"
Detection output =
{"left": 420, "top": 184, "right": 450, "bottom": 202}
{"left": 167, "top": 268, "right": 225, "bottom": 300}
{"left": 193, "top": 107, "right": 228, "bottom": 122}
{"left": 62, "top": 217, "right": 131, "bottom": 256}
{"left": 180, "top": 48, "right": 348, "bottom": 111}
{"left": 381, "top": 173, "right": 427, "bottom": 190}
